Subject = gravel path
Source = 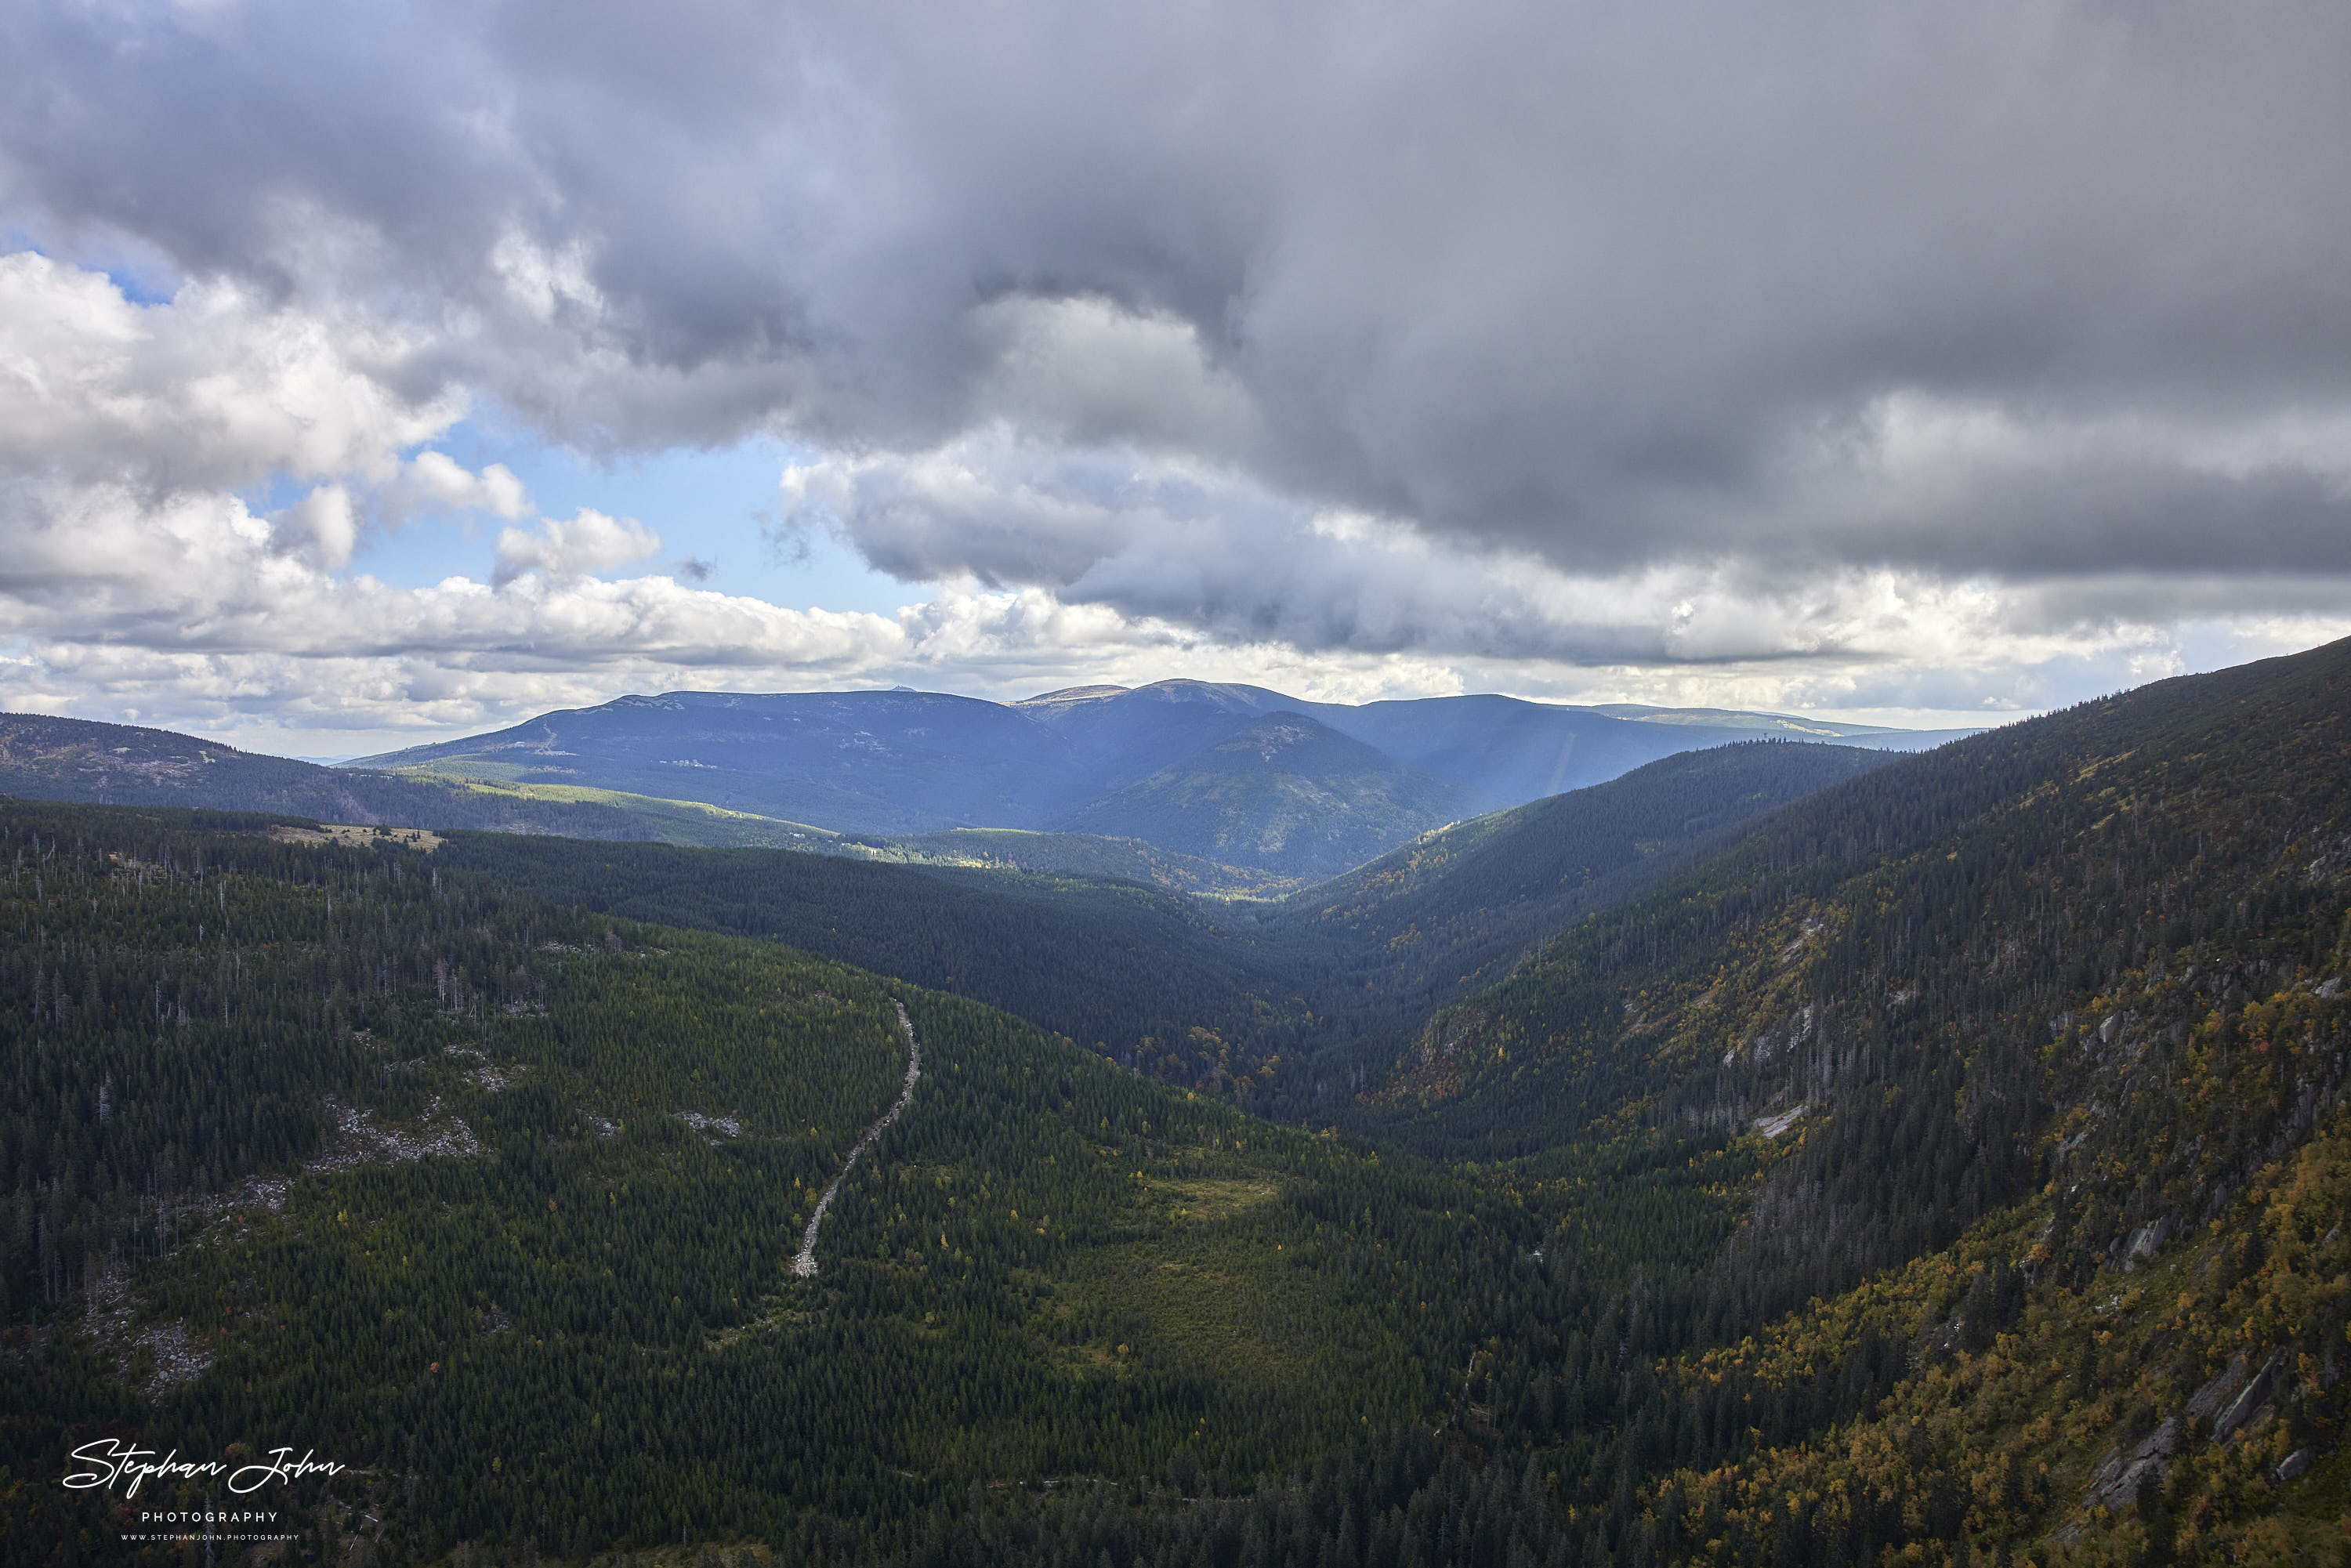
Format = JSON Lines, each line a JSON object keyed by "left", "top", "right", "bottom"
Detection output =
{"left": 792, "top": 1000, "right": 921, "bottom": 1278}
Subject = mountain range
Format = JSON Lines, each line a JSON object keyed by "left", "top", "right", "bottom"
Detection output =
{"left": 0, "top": 682, "right": 1968, "bottom": 882}
{"left": 351, "top": 678, "right": 1967, "bottom": 876}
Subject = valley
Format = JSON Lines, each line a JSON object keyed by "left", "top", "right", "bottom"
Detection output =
{"left": 3, "top": 643, "right": 2348, "bottom": 1566}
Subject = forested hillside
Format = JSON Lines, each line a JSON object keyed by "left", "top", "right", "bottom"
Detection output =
{"left": 1339, "top": 633, "right": 2351, "bottom": 1564}
{"left": 2, "top": 798, "right": 1605, "bottom": 1562}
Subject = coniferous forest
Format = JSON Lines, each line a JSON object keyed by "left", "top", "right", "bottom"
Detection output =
{"left": 6, "top": 636, "right": 2351, "bottom": 1565}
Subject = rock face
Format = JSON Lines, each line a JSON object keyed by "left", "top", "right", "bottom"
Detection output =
{"left": 2125, "top": 1213, "right": 2173, "bottom": 1265}
{"left": 2212, "top": 1348, "right": 2291, "bottom": 1443}
{"left": 2085, "top": 1418, "right": 2178, "bottom": 1512}
{"left": 2184, "top": 1354, "right": 2249, "bottom": 1423}
{"left": 2074, "top": 1345, "right": 2321, "bottom": 1523}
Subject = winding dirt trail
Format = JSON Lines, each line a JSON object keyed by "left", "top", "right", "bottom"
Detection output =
{"left": 792, "top": 1000, "right": 920, "bottom": 1278}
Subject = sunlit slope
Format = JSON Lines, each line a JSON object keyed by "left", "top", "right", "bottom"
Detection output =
{"left": 839, "top": 825, "right": 1301, "bottom": 897}
{"left": 393, "top": 769, "right": 842, "bottom": 846}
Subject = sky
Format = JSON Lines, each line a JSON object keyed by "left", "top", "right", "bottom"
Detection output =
{"left": 2, "top": 0, "right": 2348, "bottom": 758}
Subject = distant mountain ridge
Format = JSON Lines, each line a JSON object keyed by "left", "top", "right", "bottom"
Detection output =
{"left": 353, "top": 679, "right": 1968, "bottom": 873}
{"left": 0, "top": 712, "right": 670, "bottom": 838}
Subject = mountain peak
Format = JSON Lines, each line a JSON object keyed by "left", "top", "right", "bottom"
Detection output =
{"left": 1124, "top": 678, "right": 1295, "bottom": 712}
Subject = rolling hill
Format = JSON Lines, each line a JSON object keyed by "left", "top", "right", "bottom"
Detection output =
{"left": 356, "top": 688, "right": 1096, "bottom": 835}
{"left": 0, "top": 710, "right": 1302, "bottom": 884}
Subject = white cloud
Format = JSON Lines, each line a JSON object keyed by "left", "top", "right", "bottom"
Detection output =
{"left": 492, "top": 509, "right": 661, "bottom": 585}
{"left": 6, "top": 0, "right": 2351, "bottom": 751}
{"left": 396, "top": 451, "right": 531, "bottom": 520}
{"left": 0, "top": 251, "right": 458, "bottom": 492}
{"left": 783, "top": 427, "right": 2280, "bottom": 670}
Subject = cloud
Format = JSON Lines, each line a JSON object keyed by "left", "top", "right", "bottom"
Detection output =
{"left": 394, "top": 451, "right": 531, "bottom": 520}
{"left": 492, "top": 509, "right": 661, "bottom": 585}
{"left": 5, "top": 2, "right": 2348, "bottom": 578}
{"left": 5, "top": 1, "right": 2351, "bottom": 745}
{"left": 778, "top": 427, "right": 2351, "bottom": 672}
{"left": 0, "top": 250, "right": 458, "bottom": 491}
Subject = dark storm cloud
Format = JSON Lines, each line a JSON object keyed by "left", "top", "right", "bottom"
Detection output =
{"left": 6, "top": 0, "right": 2351, "bottom": 590}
